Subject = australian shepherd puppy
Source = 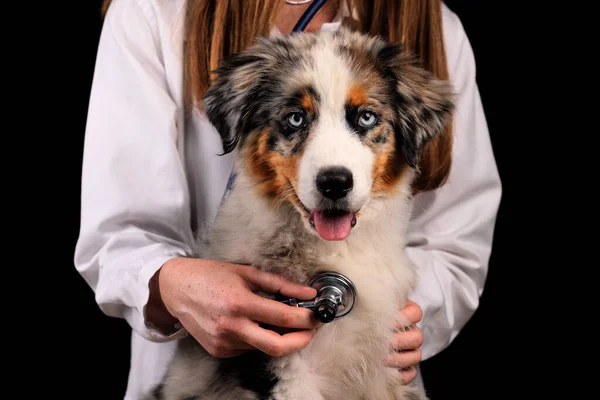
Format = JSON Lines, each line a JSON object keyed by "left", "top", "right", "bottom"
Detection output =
{"left": 148, "top": 27, "right": 454, "bottom": 400}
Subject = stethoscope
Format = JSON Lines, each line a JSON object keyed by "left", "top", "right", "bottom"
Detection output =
{"left": 287, "top": 0, "right": 330, "bottom": 32}
{"left": 278, "top": 272, "right": 357, "bottom": 323}
{"left": 274, "top": 0, "right": 358, "bottom": 324}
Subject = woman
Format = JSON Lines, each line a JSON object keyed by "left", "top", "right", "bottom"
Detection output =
{"left": 74, "top": 0, "right": 501, "bottom": 398}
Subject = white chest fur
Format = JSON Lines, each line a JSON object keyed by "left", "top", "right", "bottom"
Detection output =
{"left": 197, "top": 170, "right": 418, "bottom": 399}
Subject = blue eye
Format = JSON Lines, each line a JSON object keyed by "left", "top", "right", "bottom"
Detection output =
{"left": 287, "top": 112, "right": 304, "bottom": 128}
{"left": 358, "top": 111, "right": 377, "bottom": 128}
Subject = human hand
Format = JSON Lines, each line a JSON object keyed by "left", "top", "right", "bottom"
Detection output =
{"left": 158, "top": 257, "right": 321, "bottom": 358}
{"left": 385, "top": 299, "right": 425, "bottom": 384}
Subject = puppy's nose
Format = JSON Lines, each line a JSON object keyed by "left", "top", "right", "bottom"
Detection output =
{"left": 316, "top": 166, "right": 353, "bottom": 201}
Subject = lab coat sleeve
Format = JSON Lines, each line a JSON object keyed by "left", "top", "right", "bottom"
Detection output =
{"left": 74, "top": 0, "right": 194, "bottom": 342}
{"left": 406, "top": 12, "right": 502, "bottom": 360}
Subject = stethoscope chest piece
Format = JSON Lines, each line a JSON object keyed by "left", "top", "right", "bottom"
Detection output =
{"left": 308, "top": 272, "right": 357, "bottom": 323}
{"left": 279, "top": 271, "right": 357, "bottom": 323}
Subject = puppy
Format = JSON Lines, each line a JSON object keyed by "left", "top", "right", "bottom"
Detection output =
{"left": 147, "top": 27, "right": 454, "bottom": 400}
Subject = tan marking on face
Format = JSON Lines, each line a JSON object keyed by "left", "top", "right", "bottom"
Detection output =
{"left": 347, "top": 84, "right": 368, "bottom": 107}
{"left": 370, "top": 131, "right": 409, "bottom": 195}
{"left": 300, "top": 91, "right": 315, "bottom": 114}
{"left": 244, "top": 127, "right": 303, "bottom": 207}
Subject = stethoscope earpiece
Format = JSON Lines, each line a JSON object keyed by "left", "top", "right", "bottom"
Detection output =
{"left": 280, "top": 272, "right": 357, "bottom": 323}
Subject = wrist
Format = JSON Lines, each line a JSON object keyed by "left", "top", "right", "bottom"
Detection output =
{"left": 146, "top": 258, "right": 184, "bottom": 335}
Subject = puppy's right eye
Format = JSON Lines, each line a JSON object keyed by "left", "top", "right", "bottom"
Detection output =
{"left": 287, "top": 112, "right": 305, "bottom": 129}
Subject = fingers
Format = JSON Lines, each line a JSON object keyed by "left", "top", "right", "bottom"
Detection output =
{"left": 385, "top": 348, "right": 422, "bottom": 370}
{"left": 224, "top": 340, "right": 255, "bottom": 352}
{"left": 390, "top": 328, "right": 423, "bottom": 352}
{"left": 180, "top": 316, "right": 256, "bottom": 358}
{"left": 188, "top": 331, "right": 255, "bottom": 358}
{"left": 399, "top": 366, "right": 417, "bottom": 385}
{"left": 245, "top": 296, "right": 321, "bottom": 330}
{"left": 238, "top": 322, "right": 316, "bottom": 357}
{"left": 207, "top": 348, "right": 250, "bottom": 358}
{"left": 386, "top": 310, "right": 423, "bottom": 384}
{"left": 397, "top": 299, "right": 423, "bottom": 329}
{"left": 388, "top": 310, "right": 423, "bottom": 379}
{"left": 238, "top": 266, "right": 317, "bottom": 300}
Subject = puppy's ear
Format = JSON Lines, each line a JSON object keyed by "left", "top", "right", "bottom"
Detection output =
{"left": 202, "top": 46, "right": 271, "bottom": 154}
{"left": 377, "top": 43, "right": 455, "bottom": 168}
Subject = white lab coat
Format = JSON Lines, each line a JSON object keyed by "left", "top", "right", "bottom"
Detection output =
{"left": 74, "top": 0, "right": 502, "bottom": 398}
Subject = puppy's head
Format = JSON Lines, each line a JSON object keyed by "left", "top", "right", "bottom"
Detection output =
{"left": 203, "top": 28, "right": 454, "bottom": 241}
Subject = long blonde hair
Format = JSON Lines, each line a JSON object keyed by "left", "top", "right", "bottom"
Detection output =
{"left": 100, "top": 0, "right": 453, "bottom": 193}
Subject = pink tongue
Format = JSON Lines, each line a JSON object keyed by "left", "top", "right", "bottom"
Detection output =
{"left": 311, "top": 210, "right": 354, "bottom": 241}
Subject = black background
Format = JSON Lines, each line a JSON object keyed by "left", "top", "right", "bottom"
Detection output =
{"left": 42, "top": 0, "right": 557, "bottom": 398}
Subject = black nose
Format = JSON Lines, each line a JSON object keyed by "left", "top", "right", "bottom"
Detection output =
{"left": 316, "top": 166, "right": 353, "bottom": 201}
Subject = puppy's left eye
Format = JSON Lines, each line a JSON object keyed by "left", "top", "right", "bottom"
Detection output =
{"left": 358, "top": 111, "right": 377, "bottom": 128}
{"left": 287, "top": 112, "right": 305, "bottom": 129}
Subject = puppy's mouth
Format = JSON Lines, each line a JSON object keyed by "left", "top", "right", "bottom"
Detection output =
{"left": 286, "top": 180, "right": 357, "bottom": 241}
{"left": 308, "top": 208, "right": 357, "bottom": 241}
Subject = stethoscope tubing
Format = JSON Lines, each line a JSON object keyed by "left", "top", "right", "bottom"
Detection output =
{"left": 291, "top": 0, "right": 329, "bottom": 32}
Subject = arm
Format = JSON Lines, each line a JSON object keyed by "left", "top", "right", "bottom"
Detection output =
{"left": 74, "top": 0, "right": 193, "bottom": 341}
{"left": 406, "top": 13, "right": 502, "bottom": 361}
{"left": 74, "top": 1, "right": 321, "bottom": 354}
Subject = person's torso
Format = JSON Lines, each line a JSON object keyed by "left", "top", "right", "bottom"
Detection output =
{"left": 124, "top": 1, "right": 460, "bottom": 397}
